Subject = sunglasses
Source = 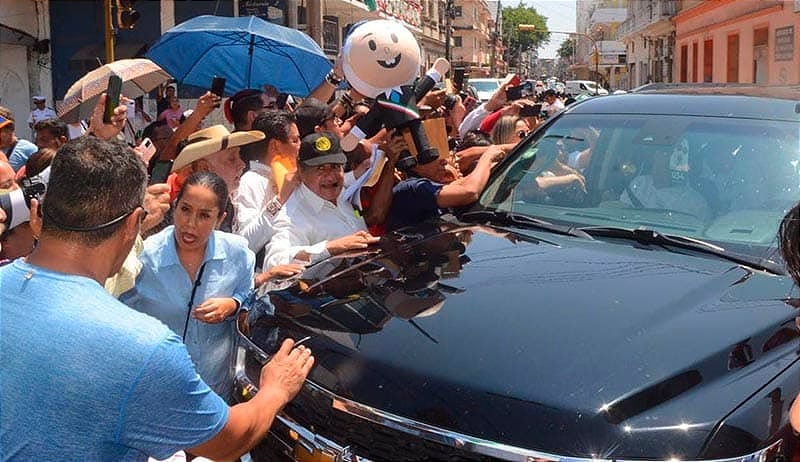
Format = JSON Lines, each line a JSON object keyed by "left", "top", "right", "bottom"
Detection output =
{"left": 517, "top": 130, "right": 528, "bottom": 139}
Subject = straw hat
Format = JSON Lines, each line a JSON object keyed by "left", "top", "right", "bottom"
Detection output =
{"left": 172, "top": 125, "right": 265, "bottom": 172}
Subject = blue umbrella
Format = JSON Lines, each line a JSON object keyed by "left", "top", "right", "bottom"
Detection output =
{"left": 146, "top": 15, "right": 331, "bottom": 96}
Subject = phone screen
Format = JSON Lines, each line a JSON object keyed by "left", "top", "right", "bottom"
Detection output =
{"left": 104, "top": 75, "right": 123, "bottom": 124}
{"left": 149, "top": 160, "right": 173, "bottom": 185}
{"left": 519, "top": 103, "right": 543, "bottom": 117}
{"left": 211, "top": 76, "right": 226, "bottom": 97}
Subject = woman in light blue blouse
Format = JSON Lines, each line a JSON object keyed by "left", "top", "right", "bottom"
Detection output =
{"left": 121, "top": 171, "right": 255, "bottom": 400}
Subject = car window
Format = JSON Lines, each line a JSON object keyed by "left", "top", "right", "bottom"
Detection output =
{"left": 480, "top": 112, "right": 800, "bottom": 257}
{"left": 469, "top": 80, "right": 500, "bottom": 92}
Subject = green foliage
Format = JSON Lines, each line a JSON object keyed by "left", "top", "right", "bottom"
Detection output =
{"left": 557, "top": 38, "right": 576, "bottom": 59}
{"left": 502, "top": 2, "right": 549, "bottom": 60}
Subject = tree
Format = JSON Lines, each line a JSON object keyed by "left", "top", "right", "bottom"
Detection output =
{"left": 502, "top": 2, "right": 549, "bottom": 67}
{"left": 557, "top": 37, "right": 576, "bottom": 59}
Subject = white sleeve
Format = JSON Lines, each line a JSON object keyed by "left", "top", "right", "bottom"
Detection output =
{"left": 458, "top": 103, "right": 489, "bottom": 139}
{"left": 263, "top": 211, "right": 330, "bottom": 270}
{"left": 233, "top": 175, "right": 277, "bottom": 253}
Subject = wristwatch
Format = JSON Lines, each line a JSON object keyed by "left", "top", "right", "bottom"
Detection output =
{"left": 265, "top": 196, "right": 282, "bottom": 217}
{"left": 325, "top": 69, "right": 343, "bottom": 86}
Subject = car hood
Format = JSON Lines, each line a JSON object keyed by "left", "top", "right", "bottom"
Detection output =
{"left": 255, "top": 221, "right": 799, "bottom": 458}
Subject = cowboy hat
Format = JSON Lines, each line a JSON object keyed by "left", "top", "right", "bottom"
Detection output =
{"left": 172, "top": 125, "right": 265, "bottom": 172}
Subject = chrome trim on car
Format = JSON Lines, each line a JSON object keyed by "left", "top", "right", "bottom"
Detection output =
{"left": 234, "top": 330, "right": 785, "bottom": 462}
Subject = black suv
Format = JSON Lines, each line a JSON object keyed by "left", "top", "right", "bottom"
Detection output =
{"left": 236, "top": 85, "right": 800, "bottom": 461}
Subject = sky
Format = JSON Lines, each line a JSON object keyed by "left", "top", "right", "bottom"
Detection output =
{"left": 501, "top": 0, "right": 577, "bottom": 59}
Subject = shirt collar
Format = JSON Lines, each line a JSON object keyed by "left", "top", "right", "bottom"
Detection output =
{"left": 298, "top": 183, "right": 341, "bottom": 214}
{"left": 161, "top": 226, "right": 226, "bottom": 267}
{"left": 248, "top": 160, "right": 272, "bottom": 176}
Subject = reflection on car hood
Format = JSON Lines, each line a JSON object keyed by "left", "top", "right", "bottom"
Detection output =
{"left": 255, "top": 221, "right": 799, "bottom": 458}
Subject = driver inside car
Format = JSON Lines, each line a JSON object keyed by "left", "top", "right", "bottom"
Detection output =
{"left": 620, "top": 137, "right": 711, "bottom": 221}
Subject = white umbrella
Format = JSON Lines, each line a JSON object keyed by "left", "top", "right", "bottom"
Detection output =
{"left": 57, "top": 58, "right": 172, "bottom": 123}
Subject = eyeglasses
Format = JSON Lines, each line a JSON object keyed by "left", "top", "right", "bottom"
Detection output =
{"left": 517, "top": 130, "right": 528, "bottom": 139}
{"left": 45, "top": 206, "right": 143, "bottom": 232}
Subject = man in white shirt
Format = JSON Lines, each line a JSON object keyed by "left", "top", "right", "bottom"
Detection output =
{"left": 27, "top": 96, "right": 57, "bottom": 138}
{"left": 264, "top": 132, "right": 379, "bottom": 269}
{"left": 233, "top": 111, "right": 301, "bottom": 259}
{"left": 542, "top": 89, "right": 565, "bottom": 118}
{"left": 620, "top": 141, "right": 710, "bottom": 220}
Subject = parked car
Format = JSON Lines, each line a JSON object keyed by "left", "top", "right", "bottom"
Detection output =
{"left": 468, "top": 78, "right": 502, "bottom": 102}
{"left": 566, "top": 79, "right": 609, "bottom": 96}
{"left": 236, "top": 85, "right": 800, "bottom": 461}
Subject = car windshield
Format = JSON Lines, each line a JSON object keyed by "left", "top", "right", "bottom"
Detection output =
{"left": 582, "top": 82, "right": 599, "bottom": 91}
{"left": 479, "top": 110, "right": 800, "bottom": 259}
{"left": 470, "top": 80, "right": 500, "bottom": 92}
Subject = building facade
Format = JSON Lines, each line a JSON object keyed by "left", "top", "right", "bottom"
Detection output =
{"left": 673, "top": 0, "right": 800, "bottom": 85}
{"left": 450, "top": 0, "right": 495, "bottom": 77}
{"left": 618, "top": 0, "right": 678, "bottom": 88}
{"left": 0, "top": 0, "right": 452, "bottom": 135}
{"left": 573, "top": 0, "right": 628, "bottom": 90}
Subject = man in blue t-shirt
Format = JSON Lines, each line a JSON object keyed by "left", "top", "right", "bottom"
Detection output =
{"left": 0, "top": 136, "right": 314, "bottom": 462}
{"left": 386, "top": 143, "right": 505, "bottom": 231}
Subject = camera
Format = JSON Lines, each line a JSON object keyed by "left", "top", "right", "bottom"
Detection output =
{"left": 0, "top": 167, "right": 50, "bottom": 234}
{"left": 444, "top": 94, "right": 458, "bottom": 111}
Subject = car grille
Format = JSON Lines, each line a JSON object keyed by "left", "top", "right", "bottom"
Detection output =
{"left": 284, "top": 385, "right": 499, "bottom": 462}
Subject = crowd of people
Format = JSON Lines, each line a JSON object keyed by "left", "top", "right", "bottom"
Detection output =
{"left": 8, "top": 35, "right": 800, "bottom": 461}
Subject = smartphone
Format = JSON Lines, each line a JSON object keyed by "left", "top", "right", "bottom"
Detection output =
{"left": 453, "top": 67, "right": 466, "bottom": 93}
{"left": 210, "top": 76, "right": 226, "bottom": 109}
{"left": 506, "top": 73, "right": 521, "bottom": 87}
{"left": 520, "top": 103, "right": 543, "bottom": 117}
{"left": 210, "top": 76, "right": 226, "bottom": 97}
{"left": 149, "top": 159, "right": 173, "bottom": 185}
{"left": 138, "top": 137, "right": 157, "bottom": 161}
{"left": 104, "top": 74, "right": 123, "bottom": 124}
{"left": 125, "top": 99, "right": 136, "bottom": 118}
{"left": 275, "top": 93, "right": 289, "bottom": 110}
{"left": 506, "top": 82, "right": 534, "bottom": 101}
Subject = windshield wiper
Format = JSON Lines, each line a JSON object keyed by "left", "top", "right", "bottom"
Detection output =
{"left": 579, "top": 226, "right": 784, "bottom": 275}
{"left": 460, "top": 210, "right": 593, "bottom": 240}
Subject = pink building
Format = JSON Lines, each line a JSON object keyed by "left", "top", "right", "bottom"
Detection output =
{"left": 674, "top": 0, "right": 800, "bottom": 84}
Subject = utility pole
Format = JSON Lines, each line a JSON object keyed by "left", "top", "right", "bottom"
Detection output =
{"left": 445, "top": 0, "right": 453, "bottom": 62}
{"left": 104, "top": 0, "right": 115, "bottom": 63}
{"left": 489, "top": 1, "right": 501, "bottom": 76}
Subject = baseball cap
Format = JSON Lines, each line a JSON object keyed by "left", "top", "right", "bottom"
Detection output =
{"left": 0, "top": 115, "right": 12, "bottom": 130}
{"left": 32, "top": 95, "right": 45, "bottom": 102}
{"left": 299, "top": 132, "right": 346, "bottom": 167}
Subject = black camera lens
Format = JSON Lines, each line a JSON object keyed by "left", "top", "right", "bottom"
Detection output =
{"left": 444, "top": 94, "right": 457, "bottom": 111}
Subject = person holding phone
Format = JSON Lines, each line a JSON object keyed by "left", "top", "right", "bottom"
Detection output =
{"left": 2, "top": 138, "right": 312, "bottom": 462}
{"left": 121, "top": 171, "right": 255, "bottom": 400}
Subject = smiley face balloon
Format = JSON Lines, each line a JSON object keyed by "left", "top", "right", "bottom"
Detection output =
{"left": 342, "top": 19, "right": 421, "bottom": 98}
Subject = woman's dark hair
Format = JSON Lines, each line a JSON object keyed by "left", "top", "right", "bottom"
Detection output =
{"left": 176, "top": 171, "right": 228, "bottom": 218}
{"left": 458, "top": 130, "right": 492, "bottom": 150}
{"left": 779, "top": 202, "right": 800, "bottom": 284}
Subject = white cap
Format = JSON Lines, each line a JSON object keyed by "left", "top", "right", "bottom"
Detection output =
{"left": 32, "top": 95, "right": 45, "bottom": 102}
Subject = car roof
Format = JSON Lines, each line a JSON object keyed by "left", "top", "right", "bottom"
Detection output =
{"left": 631, "top": 82, "right": 800, "bottom": 99}
{"left": 566, "top": 90, "right": 800, "bottom": 122}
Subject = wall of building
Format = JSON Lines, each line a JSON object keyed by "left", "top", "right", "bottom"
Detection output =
{"left": 0, "top": 0, "right": 49, "bottom": 139}
{"left": 675, "top": 0, "right": 799, "bottom": 84}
